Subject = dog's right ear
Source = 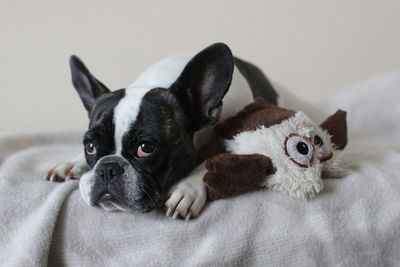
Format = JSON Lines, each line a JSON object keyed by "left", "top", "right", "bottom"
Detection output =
{"left": 69, "top": 55, "right": 110, "bottom": 113}
{"left": 170, "top": 43, "right": 234, "bottom": 131}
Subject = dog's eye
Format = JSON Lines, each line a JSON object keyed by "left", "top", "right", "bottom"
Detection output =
{"left": 285, "top": 134, "right": 314, "bottom": 167}
{"left": 85, "top": 142, "right": 97, "bottom": 156}
{"left": 136, "top": 141, "right": 157, "bottom": 158}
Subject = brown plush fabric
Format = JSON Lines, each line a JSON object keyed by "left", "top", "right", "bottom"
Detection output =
{"left": 320, "top": 151, "right": 333, "bottom": 162}
{"left": 215, "top": 97, "right": 296, "bottom": 139}
{"left": 320, "top": 110, "right": 348, "bottom": 150}
{"left": 204, "top": 153, "right": 275, "bottom": 200}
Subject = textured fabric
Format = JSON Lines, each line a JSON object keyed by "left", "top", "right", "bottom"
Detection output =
{"left": 1, "top": 73, "right": 400, "bottom": 266}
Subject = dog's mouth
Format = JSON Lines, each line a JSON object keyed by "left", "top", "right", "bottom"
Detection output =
{"left": 99, "top": 192, "right": 113, "bottom": 203}
{"left": 98, "top": 193, "right": 118, "bottom": 210}
{"left": 91, "top": 185, "right": 159, "bottom": 213}
{"left": 95, "top": 191, "right": 128, "bottom": 212}
{"left": 89, "top": 184, "right": 129, "bottom": 212}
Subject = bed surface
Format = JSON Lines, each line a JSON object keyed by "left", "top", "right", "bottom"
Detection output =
{"left": 1, "top": 73, "right": 400, "bottom": 266}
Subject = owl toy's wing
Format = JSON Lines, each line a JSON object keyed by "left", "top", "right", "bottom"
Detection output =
{"left": 204, "top": 153, "right": 275, "bottom": 200}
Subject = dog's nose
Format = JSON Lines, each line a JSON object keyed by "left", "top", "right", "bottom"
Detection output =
{"left": 97, "top": 162, "right": 124, "bottom": 183}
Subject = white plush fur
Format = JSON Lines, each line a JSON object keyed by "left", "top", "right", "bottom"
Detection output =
{"left": 225, "top": 111, "right": 344, "bottom": 199}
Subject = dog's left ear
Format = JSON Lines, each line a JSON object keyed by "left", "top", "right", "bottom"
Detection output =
{"left": 320, "top": 110, "right": 348, "bottom": 150}
{"left": 69, "top": 55, "right": 111, "bottom": 114}
{"left": 170, "top": 43, "right": 234, "bottom": 131}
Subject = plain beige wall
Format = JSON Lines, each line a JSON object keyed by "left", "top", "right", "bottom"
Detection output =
{"left": 1, "top": 0, "right": 399, "bottom": 132}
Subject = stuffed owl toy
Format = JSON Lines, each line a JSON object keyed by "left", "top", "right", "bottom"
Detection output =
{"left": 204, "top": 97, "right": 348, "bottom": 200}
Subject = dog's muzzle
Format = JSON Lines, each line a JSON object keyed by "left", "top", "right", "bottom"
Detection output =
{"left": 80, "top": 155, "right": 142, "bottom": 211}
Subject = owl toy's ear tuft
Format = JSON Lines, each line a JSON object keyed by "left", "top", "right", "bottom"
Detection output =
{"left": 320, "top": 110, "right": 348, "bottom": 150}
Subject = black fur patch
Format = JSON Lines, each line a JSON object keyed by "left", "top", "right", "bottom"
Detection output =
{"left": 83, "top": 89, "right": 125, "bottom": 168}
{"left": 118, "top": 88, "right": 197, "bottom": 208}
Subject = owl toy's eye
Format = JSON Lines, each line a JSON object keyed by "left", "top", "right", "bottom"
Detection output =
{"left": 285, "top": 134, "right": 314, "bottom": 167}
{"left": 136, "top": 141, "right": 157, "bottom": 158}
{"left": 314, "top": 135, "right": 323, "bottom": 146}
{"left": 313, "top": 134, "right": 333, "bottom": 162}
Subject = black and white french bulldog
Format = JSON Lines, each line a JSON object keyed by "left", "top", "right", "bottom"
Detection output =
{"left": 46, "top": 43, "right": 310, "bottom": 220}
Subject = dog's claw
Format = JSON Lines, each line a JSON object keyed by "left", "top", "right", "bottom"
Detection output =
{"left": 45, "top": 157, "right": 89, "bottom": 183}
{"left": 172, "top": 210, "right": 180, "bottom": 219}
{"left": 44, "top": 171, "right": 51, "bottom": 181}
{"left": 185, "top": 210, "right": 192, "bottom": 221}
{"left": 46, "top": 171, "right": 64, "bottom": 182}
{"left": 65, "top": 171, "right": 74, "bottom": 181}
{"left": 49, "top": 172, "right": 56, "bottom": 182}
{"left": 166, "top": 206, "right": 174, "bottom": 217}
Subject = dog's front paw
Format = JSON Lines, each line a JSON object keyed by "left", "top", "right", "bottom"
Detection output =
{"left": 165, "top": 175, "right": 207, "bottom": 221}
{"left": 45, "top": 155, "right": 89, "bottom": 182}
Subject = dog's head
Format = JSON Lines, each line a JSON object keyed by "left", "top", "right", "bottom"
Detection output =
{"left": 73, "top": 43, "right": 234, "bottom": 212}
